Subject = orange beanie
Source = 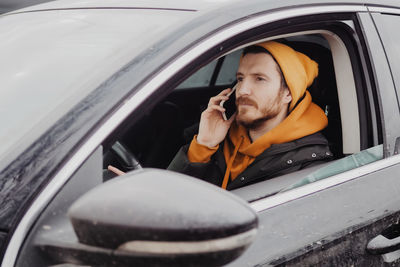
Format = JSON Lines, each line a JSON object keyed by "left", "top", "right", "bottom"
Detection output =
{"left": 255, "top": 41, "right": 319, "bottom": 111}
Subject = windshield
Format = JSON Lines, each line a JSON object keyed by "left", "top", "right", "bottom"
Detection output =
{"left": 0, "top": 8, "right": 192, "bottom": 168}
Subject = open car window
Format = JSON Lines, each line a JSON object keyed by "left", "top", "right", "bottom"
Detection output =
{"left": 102, "top": 30, "right": 383, "bottom": 199}
{"left": 102, "top": 29, "right": 384, "bottom": 200}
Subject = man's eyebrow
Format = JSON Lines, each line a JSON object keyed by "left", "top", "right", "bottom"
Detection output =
{"left": 236, "top": 71, "right": 270, "bottom": 78}
{"left": 251, "top": 72, "right": 269, "bottom": 78}
{"left": 250, "top": 72, "right": 271, "bottom": 81}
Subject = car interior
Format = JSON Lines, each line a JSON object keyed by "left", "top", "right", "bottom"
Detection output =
{"left": 101, "top": 32, "right": 382, "bottom": 197}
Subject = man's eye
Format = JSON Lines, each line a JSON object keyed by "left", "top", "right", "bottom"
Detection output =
{"left": 237, "top": 77, "right": 243, "bottom": 82}
{"left": 256, "top": 77, "right": 265, "bottom": 81}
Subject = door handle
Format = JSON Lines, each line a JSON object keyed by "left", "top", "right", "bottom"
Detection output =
{"left": 367, "top": 234, "right": 400, "bottom": 255}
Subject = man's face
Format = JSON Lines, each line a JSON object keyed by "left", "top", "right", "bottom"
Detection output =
{"left": 235, "top": 52, "right": 291, "bottom": 129}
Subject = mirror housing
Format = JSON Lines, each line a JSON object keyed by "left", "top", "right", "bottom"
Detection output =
{"left": 65, "top": 169, "right": 257, "bottom": 266}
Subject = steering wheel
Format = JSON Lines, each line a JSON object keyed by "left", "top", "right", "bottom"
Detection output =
{"left": 109, "top": 141, "right": 142, "bottom": 171}
{"left": 103, "top": 141, "right": 142, "bottom": 182}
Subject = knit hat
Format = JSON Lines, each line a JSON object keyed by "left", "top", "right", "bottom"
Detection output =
{"left": 255, "top": 41, "right": 319, "bottom": 111}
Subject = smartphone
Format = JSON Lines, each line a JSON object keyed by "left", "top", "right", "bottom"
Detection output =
{"left": 220, "top": 84, "right": 237, "bottom": 121}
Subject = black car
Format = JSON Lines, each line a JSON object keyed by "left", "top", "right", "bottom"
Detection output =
{"left": 1, "top": 0, "right": 400, "bottom": 266}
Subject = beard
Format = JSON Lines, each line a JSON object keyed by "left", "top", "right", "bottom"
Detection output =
{"left": 236, "top": 94, "right": 284, "bottom": 130}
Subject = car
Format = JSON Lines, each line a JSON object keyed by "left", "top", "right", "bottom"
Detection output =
{"left": 0, "top": 0, "right": 51, "bottom": 14}
{"left": 1, "top": 0, "right": 400, "bottom": 266}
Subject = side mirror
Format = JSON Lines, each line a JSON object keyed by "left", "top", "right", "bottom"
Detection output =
{"left": 55, "top": 169, "right": 257, "bottom": 266}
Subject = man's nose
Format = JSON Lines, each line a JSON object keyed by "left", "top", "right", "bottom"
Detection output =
{"left": 236, "top": 80, "right": 251, "bottom": 97}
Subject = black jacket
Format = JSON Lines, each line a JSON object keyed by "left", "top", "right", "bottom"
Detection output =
{"left": 168, "top": 132, "right": 333, "bottom": 190}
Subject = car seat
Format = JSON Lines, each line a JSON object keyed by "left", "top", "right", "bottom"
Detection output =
{"left": 283, "top": 40, "right": 343, "bottom": 158}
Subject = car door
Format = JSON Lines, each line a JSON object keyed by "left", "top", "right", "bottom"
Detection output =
{"left": 226, "top": 7, "right": 400, "bottom": 267}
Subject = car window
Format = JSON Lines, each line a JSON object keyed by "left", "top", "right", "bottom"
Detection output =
{"left": 16, "top": 147, "right": 103, "bottom": 266}
{"left": 176, "top": 60, "right": 218, "bottom": 89}
{"left": 103, "top": 30, "right": 384, "bottom": 197}
{"left": 371, "top": 13, "right": 400, "bottom": 106}
{"left": 215, "top": 49, "right": 242, "bottom": 85}
{"left": 280, "top": 144, "right": 383, "bottom": 192}
{"left": 176, "top": 49, "right": 243, "bottom": 90}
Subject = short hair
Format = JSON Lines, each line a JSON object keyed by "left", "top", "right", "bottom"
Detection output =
{"left": 242, "top": 45, "right": 288, "bottom": 90}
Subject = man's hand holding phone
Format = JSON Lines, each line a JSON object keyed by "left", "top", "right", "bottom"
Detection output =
{"left": 196, "top": 87, "right": 237, "bottom": 148}
{"left": 220, "top": 84, "right": 237, "bottom": 121}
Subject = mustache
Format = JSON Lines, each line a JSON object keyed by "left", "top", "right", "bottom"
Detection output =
{"left": 236, "top": 97, "right": 258, "bottom": 108}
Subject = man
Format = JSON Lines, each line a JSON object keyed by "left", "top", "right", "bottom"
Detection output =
{"left": 168, "top": 41, "right": 333, "bottom": 190}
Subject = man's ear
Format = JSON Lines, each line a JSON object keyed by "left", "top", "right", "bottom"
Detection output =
{"left": 282, "top": 87, "right": 292, "bottom": 104}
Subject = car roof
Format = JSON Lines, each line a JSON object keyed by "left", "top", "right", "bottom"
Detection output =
{"left": 6, "top": 0, "right": 231, "bottom": 14}
{"left": 6, "top": 0, "right": 400, "bottom": 15}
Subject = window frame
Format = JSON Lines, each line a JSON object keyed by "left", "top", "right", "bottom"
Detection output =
{"left": 368, "top": 11, "right": 400, "bottom": 152}
{"left": 357, "top": 9, "right": 400, "bottom": 157}
{"left": 165, "top": 15, "right": 383, "bottom": 204}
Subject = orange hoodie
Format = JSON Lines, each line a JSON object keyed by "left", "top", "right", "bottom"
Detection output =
{"left": 187, "top": 41, "right": 328, "bottom": 189}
